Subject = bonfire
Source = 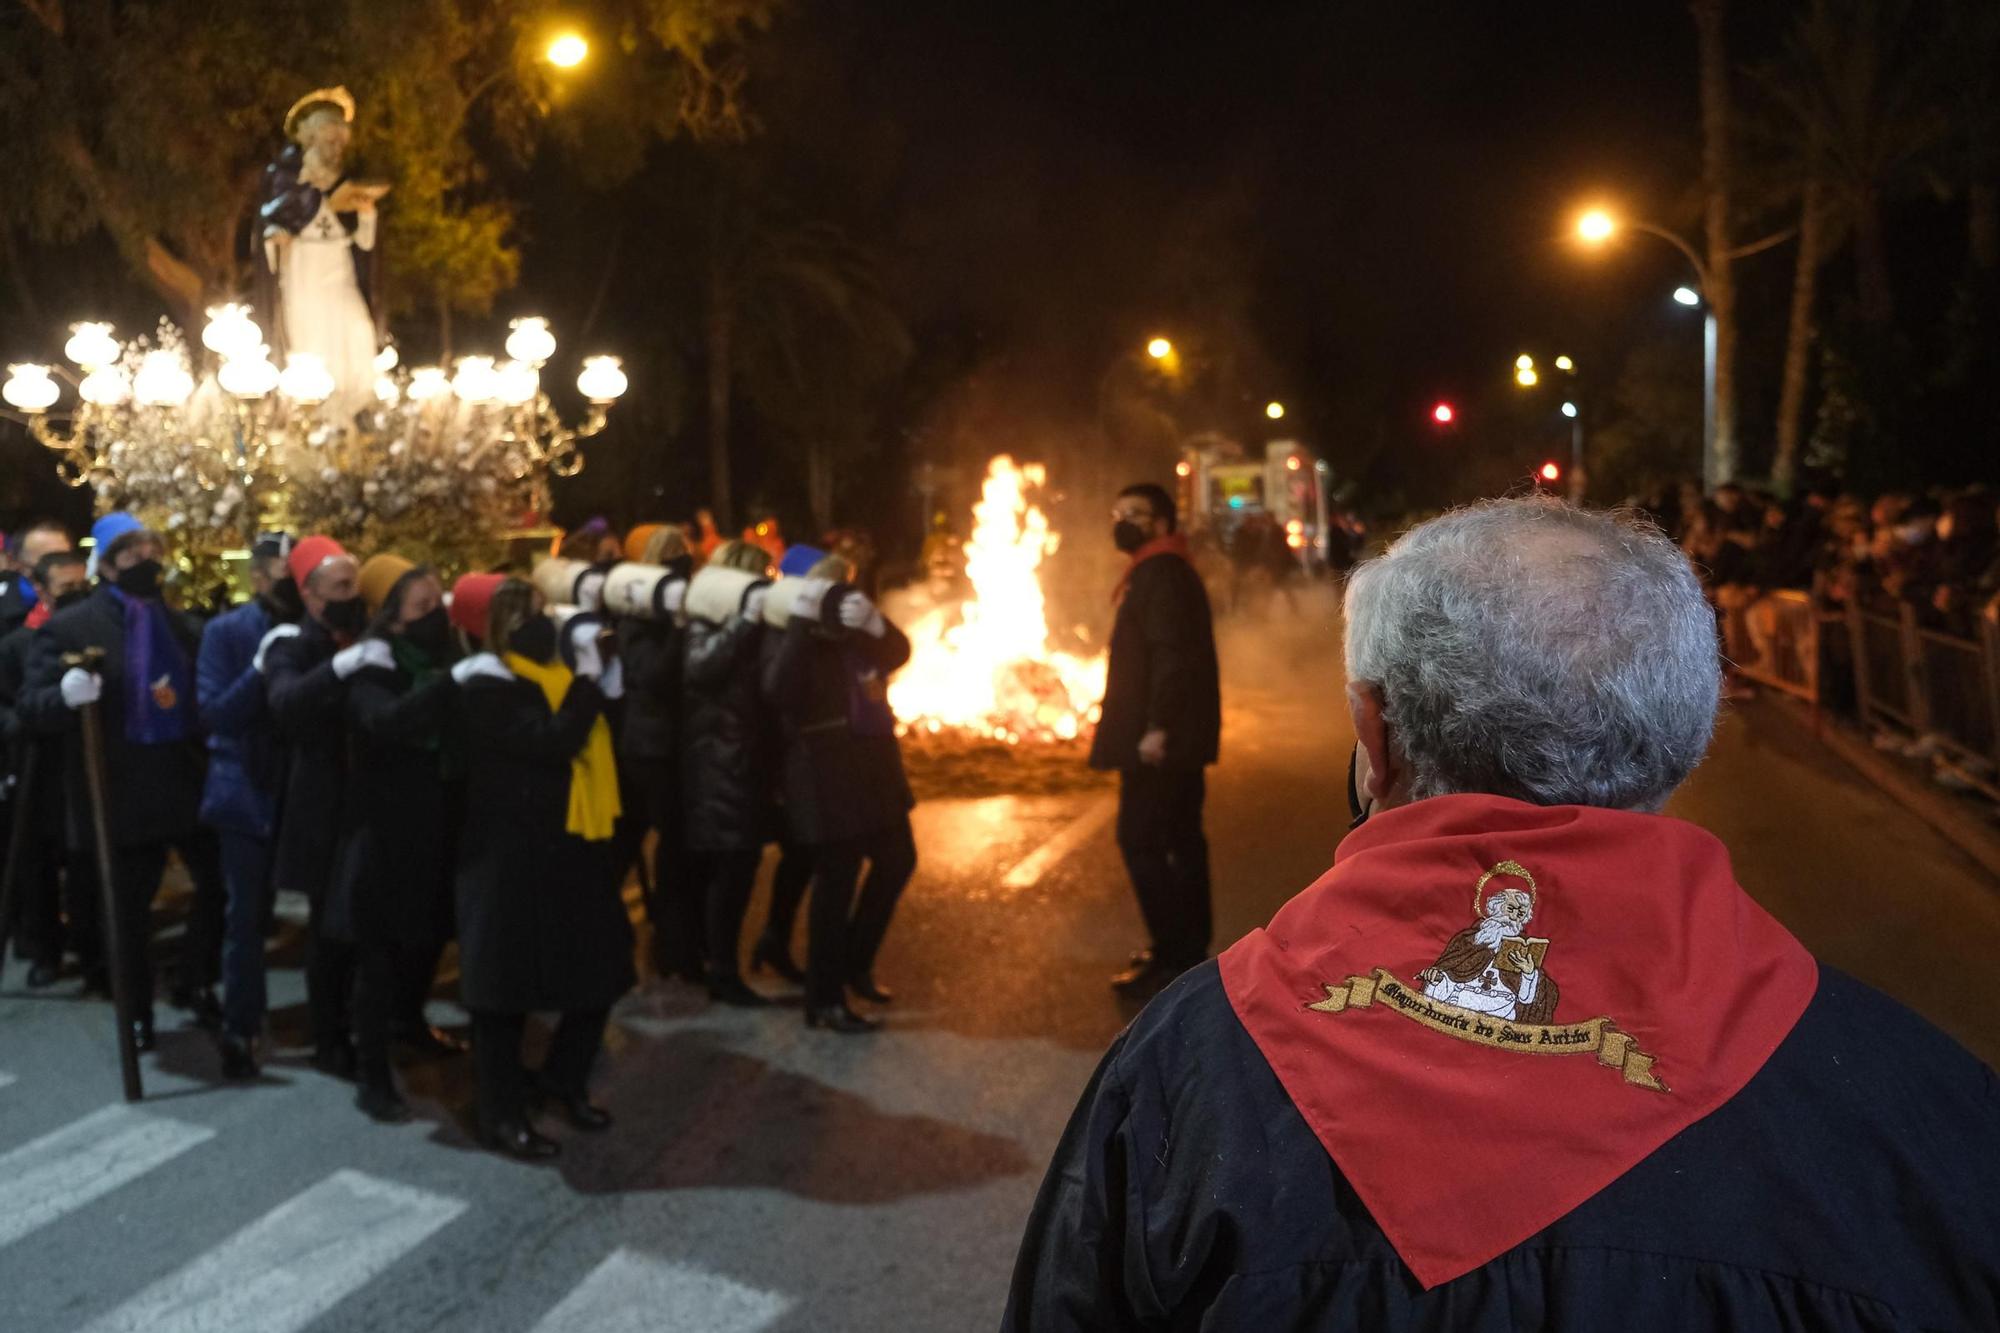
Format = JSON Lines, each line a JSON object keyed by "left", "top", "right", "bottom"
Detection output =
{"left": 890, "top": 456, "right": 1106, "bottom": 747}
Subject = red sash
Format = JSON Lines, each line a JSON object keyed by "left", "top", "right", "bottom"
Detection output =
{"left": 1218, "top": 794, "right": 1816, "bottom": 1289}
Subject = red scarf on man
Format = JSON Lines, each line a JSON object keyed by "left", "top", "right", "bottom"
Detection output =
{"left": 1112, "top": 531, "right": 1191, "bottom": 602}
{"left": 1218, "top": 793, "right": 1816, "bottom": 1290}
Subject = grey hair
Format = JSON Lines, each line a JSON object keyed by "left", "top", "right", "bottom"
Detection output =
{"left": 1343, "top": 496, "right": 1719, "bottom": 811}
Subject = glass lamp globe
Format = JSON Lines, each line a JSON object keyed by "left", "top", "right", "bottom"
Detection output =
{"left": 219, "top": 350, "right": 281, "bottom": 399}
{"left": 133, "top": 350, "right": 195, "bottom": 407}
{"left": 201, "top": 304, "right": 263, "bottom": 361}
{"left": 407, "top": 366, "right": 450, "bottom": 402}
{"left": 576, "top": 355, "right": 628, "bottom": 403}
{"left": 278, "top": 352, "right": 335, "bottom": 404}
{"left": 79, "top": 366, "right": 132, "bottom": 407}
{"left": 497, "top": 359, "right": 540, "bottom": 406}
{"left": 64, "top": 322, "right": 121, "bottom": 370}
{"left": 2, "top": 364, "right": 60, "bottom": 414}
{"left": 505, "top": 316, "right": 557, "bottom": 367}
{"left": 452, "top": 355, "right": 501, "bottom": 405}
{"left": 374, "top": 343, "right": 399, "bottom": 374}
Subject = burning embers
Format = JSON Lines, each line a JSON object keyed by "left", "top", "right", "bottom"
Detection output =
{"left": 890, "top": 456, "right": 1106, "bottom": 746}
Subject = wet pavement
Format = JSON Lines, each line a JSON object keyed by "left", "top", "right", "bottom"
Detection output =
{"left": 1, "top": 584, "right": 1995, "bottom": 1330}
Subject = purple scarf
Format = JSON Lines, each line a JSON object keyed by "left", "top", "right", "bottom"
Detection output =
{"left": 108, "top": 587, "right": 192, "bottom": 745}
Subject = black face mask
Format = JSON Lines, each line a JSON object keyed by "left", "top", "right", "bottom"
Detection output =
{"left": 53, "top": 587, "right": 89, "bottom": 611}
{"left": 261, "top": 577, "right": 304, "bottom": 624}
{"left": 320, "top": 595, "right": 368, "bottom": 637}
{"left": 509, "top": 614, "right": 557, "bottom": 664}
{"left": 1346, "top": 746, "right": 1370, "bottom": 830}
{"left": 113, "top": 559, "right": 164, "bottom": 598}
{"left": 403, "top": 605, "right": 453, "bottom": 658}
{"left": 1113, "top": 521, "right": 1149, "bottom": 554}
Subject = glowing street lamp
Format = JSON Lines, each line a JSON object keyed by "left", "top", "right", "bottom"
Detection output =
{"left": 1674, "top": 285, "right": 1701, "bottom": 307}
{"left": 1431, "top": 402, "right": 1455, "bottom": 425}
{"left": 1515, "top": 353, "right": 1535, "bottom": 372}
{"left": 1576, "top": 209, "right": 1617, "bottom": 244}
{"left": 1265, "top": 400, "right": 1285, "bottom": 420}
{"left": 1554, "top": 355, "right": 1574, "bottom": 372}
{"left": 1539, "top": 461, "right": 1562, "bottom": 484}
{"left": 546, "top": 32, "right": 588, "bottom": 68}
{"left": 1146, "top": 337, "right": 1173, "bottom": 361}
{"left": 1561, "top": 401, "right": 1579, "bottom": 419}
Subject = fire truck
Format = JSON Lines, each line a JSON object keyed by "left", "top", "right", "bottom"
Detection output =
{"left": 1175, "top": 433, "right": 1334, "bottom": 574}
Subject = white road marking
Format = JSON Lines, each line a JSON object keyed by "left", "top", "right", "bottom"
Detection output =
{"left": 78, "top": 1168, "right": 466, "bottom": 1333}
{"left": 0, "top": 1071, "right": 15, "bottom": 1089}
{"left": 0, "top": 1104, "right": 215, "bottom": 1249}
{"left": 532, "top": 1249, "right": 792, "bottom": 1333}
{"left": 1000, "top": 793, "right": 1118, "bottom": 888}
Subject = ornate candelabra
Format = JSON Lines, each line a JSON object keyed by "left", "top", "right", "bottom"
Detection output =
{"left": 3, "top": 311, "right": 625, "bottom": 583}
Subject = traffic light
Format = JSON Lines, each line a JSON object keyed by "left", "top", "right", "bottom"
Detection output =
{"left": 1432, "top": 402, "right": 1455, "bottom": 425}
{"left": 1538, "top": 461, "right": 1562, "bottom": 484}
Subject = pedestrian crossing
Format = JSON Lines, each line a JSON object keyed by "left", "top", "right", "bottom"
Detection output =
{"left": 0, "top": 1078, "right": 794, "bottom": 1332}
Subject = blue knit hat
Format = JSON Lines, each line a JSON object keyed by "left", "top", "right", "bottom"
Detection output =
{"left": 778, "top": 544, "right": 827, "bottom": 578}
{"left": 86, "top": 511, "right": 146, "bottom": 578}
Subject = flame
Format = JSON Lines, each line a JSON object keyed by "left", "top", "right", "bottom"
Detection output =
{"left": 889, "top": 455, "right": 1105, "bottom": 743}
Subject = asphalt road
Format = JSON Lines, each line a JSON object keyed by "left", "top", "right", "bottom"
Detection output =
{"left": 2, "top": 584, "right": 1995, "bottom": 1331}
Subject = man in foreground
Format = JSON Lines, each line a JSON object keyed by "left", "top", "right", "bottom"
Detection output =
{"left": 1007, "top": 497, "right": 1999, "bottom": 1328}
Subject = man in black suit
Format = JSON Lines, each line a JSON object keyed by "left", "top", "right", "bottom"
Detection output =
{"left": 1089, "top": 483, "right": 1220, "bottom": 996}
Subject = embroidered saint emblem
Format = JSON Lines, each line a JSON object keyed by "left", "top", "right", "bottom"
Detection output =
{"left": 1306, "top": 860, "right": 1668, "bottom": 1092}
{"left": 149, "top": 673, "right": 179, "bottom": 711}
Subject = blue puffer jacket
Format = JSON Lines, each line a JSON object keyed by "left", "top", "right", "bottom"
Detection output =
{"left": 197, "top": 600, "right": 281, "bottom": 837}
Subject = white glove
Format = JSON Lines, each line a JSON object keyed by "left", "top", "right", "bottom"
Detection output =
{"left": 450, "top": 652, "right": 513, "bottom": 685}
{"left": 740, "top": 585, "right": 768, "bottom": 624}
{"left": 332, "top": 638, "right": 393, "bottom": 679}
{"left": 662, "top": 578, "right": 688, "bottom": 616}
{"left": 567, "top": 618, "right": 606, "bottom": 680}
{"left": 253, "top": 623, "right": 301, "bottom": 673}
{"left": 60, "top": 667, "right": 102, "bottom": 710}
{"left": 839, "top": 591, "right": 887, "bottom": 638}
{"left": 790, "top": 577, "right": 831, "bottom": 621}
{"left": 597, "top": 656, "right": 625, "bottom": 699}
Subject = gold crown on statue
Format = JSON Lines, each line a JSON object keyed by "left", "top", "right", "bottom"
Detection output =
{"left": 284, "top": 85, "right": 356, "bottom": 141}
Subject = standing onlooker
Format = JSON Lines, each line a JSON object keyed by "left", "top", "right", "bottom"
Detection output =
{"left": 453, "top": 579, "right": 633, "bottom": 1158}
{"left": 681, "top": 541, "right": 777, "bottom": 1006}
{"left": 765, "top": 557, "right": 916, "bottom": 1034}
{"left": 0, "top": 542, "right": 87, "bottom": 987}
{"left": 18, "top": 514, "right": 226, "bottom": 1049}
{"left": 196, "top": 533, "right": 299, "bottom": 1078}
{"left": 1092, "top": 482, "right": 1220, "bottom": 997}
{"left": 264, "top": 535, "right": 384, "bottom": 1077}
{"left": 0, "top": 519, "right": 76, "bottom": 636}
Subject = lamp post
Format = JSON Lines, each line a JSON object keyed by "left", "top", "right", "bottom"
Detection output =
{"left": 1511, "top": 351, "right": 1586, "bottom": 503}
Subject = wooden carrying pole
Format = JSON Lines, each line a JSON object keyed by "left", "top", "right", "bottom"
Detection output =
{"left": 65, "top": 647, "right": 143, "bottom": 1102}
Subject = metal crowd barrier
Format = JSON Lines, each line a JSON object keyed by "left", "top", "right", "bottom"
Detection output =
{"left": 1722, "top": 589, "right": 1828, "bottom": 705}
{"left": 1846, "top": 599, "right": 2000, "bottom": 799}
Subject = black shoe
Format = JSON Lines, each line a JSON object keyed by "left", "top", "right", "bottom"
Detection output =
{"left": 172, "top": 985, "right": 224, "bottom": 1031}
{"left": 311, "top": 1040, "right": 358, "bottom": 1081}
{"left": 356, "top": 1084, "right": 412, "bottom": 1124}
{"left": 806, "top": 1003, "right": 881, "bottom": 1034}
{"left": 847, "top": 972, "right": 894, "bottom": 1004}
{"left": 478, "top": 1119, "right": 561, "bottom": 1160}
{"left": 1112, "top": 954, "right": 1198, "bottom": 997}
{"left": 395, "top": 1023, "right": 470, "bottom": 1058}
{"left": 538, "top": 1090, "right": 613, "bottom": 1132}
{"left": 218, "top": 1033, "right": 260, "bottom": 1081}
{"left": 26, "top": 961, "right": 62, "bottom": 990}
{"left": 749, "top": 937, "right": 807, "bottom": 985}
{"left": 131, "top": 1016, "right": 157, "bottom": 1053}
{"left": 707, "top": 974, "right": 773, "bottom": 1008}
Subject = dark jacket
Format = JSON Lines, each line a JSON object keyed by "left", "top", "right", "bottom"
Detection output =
{"left": 325, "top": 658, "right": 458, "bottom": 945}
{"left": 681, "top": 613, "right": 775, "bottom": 852}
{"left": 0, "top": 576, "right": 31, "bottom": 638}
{"left": 17, "top": 586, "right": 205, "bottom": 849}
{"left": 454, "top": 671, "right": 634, "bottom": 1014}
{"left": 196, "top": 599, "right": 280, "bottom": 838}
{"left": 1005, "top": 961, "right": 2000, "bottom": 1332}
{"left": 765, "top": 615, "right": 914, "bottom": 847}
{"left": 264, "top": 617, "right": 350, "bottom": 898}
{"left": 0, "top": 622, "right": 66, "bottom": 839}
{"left": 1089, "top": 552, "right": 1220, "bottom": 771}
{"left": 618, "top": 617, "right": 684, "bottom": 762}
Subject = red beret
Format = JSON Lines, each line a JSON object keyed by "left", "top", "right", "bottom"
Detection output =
{"left": 449, "top": 572, "right": 506, "bottom": 641}
{"left": 287, "top": 535, "right": 349, "bottom": 588}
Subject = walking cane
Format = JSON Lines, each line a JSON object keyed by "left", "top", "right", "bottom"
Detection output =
{"left": 65, "top": 647, "right": 144, "bottom": 1102}
{"left": 0, "top": 743, "right": 41, "bottom": 988}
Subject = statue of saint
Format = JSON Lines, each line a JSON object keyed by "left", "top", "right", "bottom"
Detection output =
{"left": 259, "top": 86, "right": 390, "bottom": 414}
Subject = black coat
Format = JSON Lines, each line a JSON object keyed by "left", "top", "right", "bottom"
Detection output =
{"left": 680, "top": 614, "right": 776, "bottom": 852}
{"left": 1088, "top": 553, "right": 1220, "bottom": 771}
{"left": 324, "top": 661, "right": 458, "bottom": 945}
{"left": 17, "top": 586, "right": 204, "bottom": 849}
{"left": 264, "top": 618, "right": 350, "bottom": 899}
{"left": 764, "top": 616, "right": 914, "bottom": 847}
{"left": 618, "top": 617, "right": 683, "bottom": 762}
{"left": 0, "top": 577, "right": 31, "bottom": 639}
{"left": 0, "top": 623, "right": 66, "bottom": 839}
{"left": 1005, "top": 961, "right": 2000, "bottom": 1331}
{"left": 454, "top": 672, "right": 634, "bottom": 1014}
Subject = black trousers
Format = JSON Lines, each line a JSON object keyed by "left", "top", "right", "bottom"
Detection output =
{"left": 703, "top": 846, "right": 761, "bottom": 982}
{"left": 471, "top": 1007, "right": 608, "bottom": 1130}
{"left": 757, "top": 841, "right": 813, "bottom": 952}
{"left": 8, "top": 830, "right": 67, "bottom": 968}
{"left": 73, "top": 834, "right": 224, "bottom": 1018}
{"left": 352, "top": 938, "right": 401, "bottom": 1093}
{"left": 305, "top": 892, "right": 356, "bottom": 1055}
{"left": 622, "top": 756, "right": 706, "bottom": 975}
{"left": 1116, "top": 765, "right": 1212, "bottom": 964}
{"left": 806, "top": 820, "right": 916, "bottom": 1009}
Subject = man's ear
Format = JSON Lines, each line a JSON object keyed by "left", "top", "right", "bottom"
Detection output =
{"left": 1345, "top": 680, "right": 1401, "bottom": 808}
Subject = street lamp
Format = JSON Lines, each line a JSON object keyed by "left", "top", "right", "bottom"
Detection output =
{"left": 1146, "top": 337, "right": 1173, "bottom": 361}
{"left": 546, "top": 32, "right": 589, "bottom": 68}
{"left": 1576, "top": 209, "right": 1616, "bottom": 244}
{"left": 1265, "top": 400, "right": 1285, "bottom": 421}
{"left": 1515, "top": 366, "right": 1539, "bottom": 388}
{"left": 1673, "top": 285, "right": 1701, "bottom": 307}
{"left": 1512, "top": 350, "right": 1586, "bottom": 502}
{"left": 1553, "top": 354, "right": 1574, "bottom": 372}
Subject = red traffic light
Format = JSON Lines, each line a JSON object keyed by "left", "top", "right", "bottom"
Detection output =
{"left": 1539, "top": 461, "right": 1562, "bottom": 483}
{"left": 1431, "top": 402, "right": 1455, "bottom": 424}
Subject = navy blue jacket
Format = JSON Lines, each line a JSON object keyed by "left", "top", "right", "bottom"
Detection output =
{"left": 1006, "top": 961, "right": 2000, "bottom": 1331}
{"left": 196, "top": 600, "right": 279, "bottom": 838}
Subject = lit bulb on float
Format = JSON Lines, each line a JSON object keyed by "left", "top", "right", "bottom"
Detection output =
{"left": 452, "top": 355, "right": 501, "bottom": 405}
{"left": 2, "top": 364, "right": 60, "bottom": 414}
{"left": 576, "top": 355, "right": 627, "bottom": 403}
{"left": 505, "top": 316, "right": 556, "bottom": 367}
{"left": 133, "top": 349, "right": 195, "bottom": 407}
{"left": 375, "top": 375, "right": 401, "bottom": 406}
{"left": 64, "top": 322, "right": 121, "bottom": 370}
{"left": 218, "top": 348, "right": 281, "bottom": 399}
{"left": 407, "top": 366, "right": 449, "bottom": 402}
{"left": 496, "top": 359, "right": 539, "bottom": 407}
{"left": 278, "top": 352, "right": 334, "bottom": 405}
{"left": 374, "top": 343, "right": 399, "bottom": 373}
{"left": 79, "top": 366, "right": 132, "bottom": 407}
{"left": 201, "top": 304, "right": 263, "bottom": 361}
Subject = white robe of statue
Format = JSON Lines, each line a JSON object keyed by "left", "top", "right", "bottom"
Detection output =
{"left": 273, "top": 200, "right": 377, "bottom": 415}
